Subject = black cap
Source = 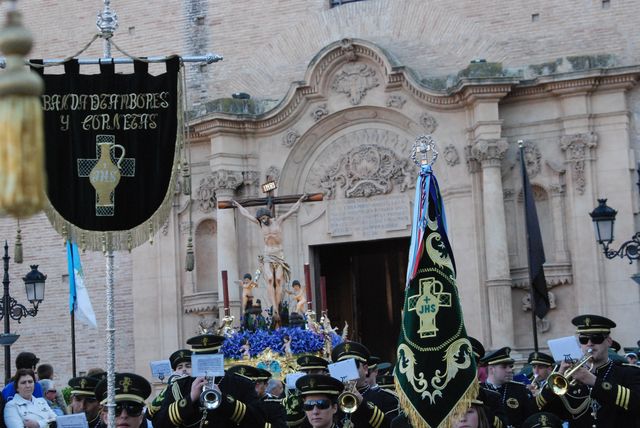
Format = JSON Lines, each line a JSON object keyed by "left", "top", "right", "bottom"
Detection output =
{"left": 571, "top": 314, "right": 616, "bottom": 334}
{"left": 528, "top": 351, "right": 555, "bottom": 366}
{"left": 227, "top": 365, "right": 272, "bottom": 382}
{"left": 377, "top": 362, "right": 392, "bottom": 376}
{"left": 95, "top": 373, "right": 151, "bottom": 405}
{"left": 610, "top": 340, "right": 621, "bottom": 353}
{"left": 377, "top": 375, "right": 395, "bottom": 390}
{"left": 68, "top": 375, "right": 102, "bottom": 397}
{"left": 169, "top": 349, "right": 191, "bottom": 370}
{"left": 522, "top": 412, "right": 563, "bottom": 428}
{"left": 295, "top": 374, "right": 344, "bottom": 397}
{"left": 296, "top": 355, "right": 329, "bottom": 372}
{"left": 243, "top": 273, "right": 252, "bottom": 280}
{"left": 186, "top": 334, "right": 225, "bottom": 354}
{"left": 331, "top": 341, "right": 370, "bottom": 363}
{"left": 367, "top": 356, "right": 380, "bottom": 370}
{"left": 468, "top": 337, "right": 485, "bottom": 361}
{"left": 292, "top": 280, "right": 301, "bottom": 286}
{"left": 283, "top": 393, "right": 305, "bottom": 427}
{"left": 480, "top": 347, "right": 514, "bottom": 366}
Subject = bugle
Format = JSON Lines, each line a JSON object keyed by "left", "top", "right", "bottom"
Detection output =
{"left": 338, "top": 381, "right": 359, "bottom": 414}
{"left": 200, "top": 376, "right": 222, "bottom": 410}
{"left": 547, "top": 349, "right": 593, "bottom": 395}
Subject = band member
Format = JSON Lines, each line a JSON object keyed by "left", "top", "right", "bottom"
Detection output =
{"left": 535, "top": 315, "right": 640, "bottom": 427}
{"left": 295, "top": 374, "right": 344, "bottom": 428}
{"left": 153, "top": 334, "right": 266, "bottom": 428}
{"left": 331, "top": 341, "right": 398, "bottom": 427}
{"left": 527, "top": 352, "right": 555, "bottom": 394}
{"left": 68, "top": 375, "right": 104, "bottom": 428}
{"left": 470, "top": 337, "right": 508, "bottom": 428}
{"left": 227, "top": 365, "right": 287, "bottom": 428}
{"left": 521, "top": 412, "right": 563, "bottom": 428}
{"left": 480, "top": 347, "right": 536, "bottom": 428}
{"left": 146, "top": 349, "right": 191, "bottom": 421}
{"left": 297, "top": 355, "right": 330, "bottom": 375}
{"left": 94, "top": 373, "right": 150, "bottom": 428}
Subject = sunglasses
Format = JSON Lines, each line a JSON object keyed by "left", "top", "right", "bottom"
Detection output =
{"left": 115, "top": 403, "right": 144, "bottom": 417}
{"left": 303, "top": 399, "right": 332, "bottom": 411}
{"left": 47, "top": 390, "right": 57, "bottom": 393}
{"left": 578, "top": 334, "right": 607, "bottom": 345}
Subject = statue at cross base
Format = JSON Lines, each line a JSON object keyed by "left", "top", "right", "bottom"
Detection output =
{"left": 232, "top": 194, "right": 307, "bottom": 323}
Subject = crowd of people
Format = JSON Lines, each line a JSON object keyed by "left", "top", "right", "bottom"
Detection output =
{"left": 0, "top": 313, "right": 637, "bottom": 428}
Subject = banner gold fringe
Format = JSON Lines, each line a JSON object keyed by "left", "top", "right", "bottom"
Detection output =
{"left": 43, "top": 66, "right": 185, "bottom": 252}
{"left": 394, "top": 377, "right": 479, "bottom": 428}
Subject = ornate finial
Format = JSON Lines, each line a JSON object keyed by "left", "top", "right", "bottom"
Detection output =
{"left": 411, "top": 135, "right": 438, "bottom": 167}
{"left": 96, "top": 0, "right": 118, "bottom": 39}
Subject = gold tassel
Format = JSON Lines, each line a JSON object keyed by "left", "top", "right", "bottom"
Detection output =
{"left": 0, "top": 7, "right": 45, "bottom": 218}
{"left": 185, "top": 236, "right": 194, "bottom": 271}
{"left": 14, "top": 221, "right": 22, "bottom": 264}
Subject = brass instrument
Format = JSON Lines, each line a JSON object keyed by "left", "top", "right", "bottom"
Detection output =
{"left": 547, "top": 349, "right": 593, "bottom": 395}
{"left": 338, "top": 381, "right": 359, "bottom": 414}
{"left": 200, "top": 376, "right": 222, "bottom": 410}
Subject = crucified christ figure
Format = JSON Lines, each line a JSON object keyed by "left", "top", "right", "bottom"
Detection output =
{"left": 232, "top": 194, "right": 307, "bottom": 322}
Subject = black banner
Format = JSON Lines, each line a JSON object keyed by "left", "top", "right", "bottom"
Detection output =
{"left": 38, "top": 58, "right": 180, "bottom": 249}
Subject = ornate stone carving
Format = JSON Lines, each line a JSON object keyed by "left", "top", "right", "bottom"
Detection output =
{"left": 520, "top": 140, "right": 542, "bottom": 177}
{"left": 521, "top": 291, "right": 557, "bottom": 332}
{"left": 306, "top": 129, "right": 415, "bottom": 199}
{"left": 340, "top": 38, "right": 357, "bottom": 61}
{"left": 443, "top": 144, "right": 459, "bottom": 166}
{"left": 196, "top": 169, "right": 243, "bottom": 213}
{"left": 282, "top": 129, "right": 300, "bottom": 148}
{"left": 464, "top": 145, "right": 481, "bottom": 173}
{"left": 183, "top": 291, "right": 219, "bottom": 315}
{"left": 560, "top": 132, "right": 597, "bottom": 195}
{"left": 242, "top": 170, "right": 260, "bottom": 188}
{"left": 180, "top": 221, "right": 192, "bottom": 235}
{"left": 386, "top": 94, "right": 406, "bottom": 109}
{"left": 311, "top": 104, "right": 329, "bottom": 121}
{"left": 331, "top": 63, "right": 380, "bottom": 105}
{"left": 503, "top": 188, "right": 515, "bottom": 200}
{"left": 470, "top": 139, "right": 509, "bottom": 168}
{"left": 549, "top": 183, "right": 565, "bottom": 195}
{"left": 419, "top": 112, "right": 438, "bottom": 134}
{"left": 265, "top": 166, "right": 280, "bottom": 183}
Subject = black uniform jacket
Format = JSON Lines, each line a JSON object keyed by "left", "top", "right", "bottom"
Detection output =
{"left": 481, "top": 381, "right": 535, "bottom": 428}
{"left": 535, "top": 361, "right": 640, "bottom": 428}
{"left": 153, "top": 374, "right": 266, "bottom": 428}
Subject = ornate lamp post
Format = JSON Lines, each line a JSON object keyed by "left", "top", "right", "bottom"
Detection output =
{"left": 590, "top": 198, "right": 640, "bottom": 263}
{"left": 0, "top": 241, "right": 46, "bottom": 382}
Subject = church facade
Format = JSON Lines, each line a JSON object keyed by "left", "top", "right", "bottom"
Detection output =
{"left": 2, "top": 0, "right": 639, "bottom": 382}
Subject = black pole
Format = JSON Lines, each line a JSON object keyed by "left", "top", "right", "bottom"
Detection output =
{"left": 519, "top": 145, "right": 540, "bottom": 352}
{"left": 3, "top": 242, "right": 11, "bottom": 383}
{"left": 71, "top": 307, "right": 77, "bottom": 377}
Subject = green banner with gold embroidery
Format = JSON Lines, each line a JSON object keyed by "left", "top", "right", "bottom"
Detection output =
{"left": 395, "top": 162, "right": 478, "bottom": 428}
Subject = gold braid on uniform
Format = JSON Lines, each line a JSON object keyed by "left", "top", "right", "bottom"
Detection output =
{"left": 169, "top": 381, "right": 186, "bottom": 426}
{"left": 368, "top": 405, "right": 385, "bottom": 428}
{"left": 615, "top": 385, "right": 631, "bottom": 410}
{"left": 493, "top": 415, "right": 504, "bottom": 428}
{"left": 558, "top": 394, "right": 591, "bottom": 416}
{"left": 230, "top": 400, "right": 247, "bottom": 424}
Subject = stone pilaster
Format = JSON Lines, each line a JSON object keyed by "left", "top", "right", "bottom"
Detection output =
{"left": 549, "top": 184, "right": 570, "bottom": 262}
{"left": 471, "top": 139, "right": 514, "bottom": 347}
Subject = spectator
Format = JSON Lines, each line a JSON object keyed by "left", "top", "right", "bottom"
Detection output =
{"left": 4, "top": 369, "right": 56, "bottom": 428}
{"left": 39, "top": 380, "right": 63, "bottom": 416}
{"left": 35, "top": 365, "right": 67, "bottom": 415}
{"left": 2, "top": 353, "right": 43, "bottom": 401}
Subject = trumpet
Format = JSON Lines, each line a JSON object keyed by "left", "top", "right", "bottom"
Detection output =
{"left": 547, "top": 349, "right": 593, "bottom": 395}
{"left": 338, "top": 381, "right": 359, "bottom": 414}
{"left": 200, "top": 376, "right": 222, "bottom": 410}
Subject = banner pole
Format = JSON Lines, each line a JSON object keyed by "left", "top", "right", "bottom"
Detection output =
{"left": 105, "top": 249, "right": 116, "bottom": 428}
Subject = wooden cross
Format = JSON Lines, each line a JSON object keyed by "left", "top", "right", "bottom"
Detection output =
{"left": 217, "top": 178, "right": 323, "bottom": 210}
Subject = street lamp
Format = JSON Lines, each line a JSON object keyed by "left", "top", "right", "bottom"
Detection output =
{"left": 590, "top": 199, "right": 640, "bottom": 263}
{"left": 0, "top": 241, "right": 46, "bottom": 382}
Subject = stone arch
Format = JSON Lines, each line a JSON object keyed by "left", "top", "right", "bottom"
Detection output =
{"left": 194, "top": 218, "right": 218, "bottom": 293}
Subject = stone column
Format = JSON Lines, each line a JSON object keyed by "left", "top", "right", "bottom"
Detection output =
{"left": 210, "top": 170, "right": 243, "bottom": 322}
{"left": 549, "top": 184, "right": 570, "bottom": 262}
{"left": 471, "top": 139, "right": 514, "bottom": 348}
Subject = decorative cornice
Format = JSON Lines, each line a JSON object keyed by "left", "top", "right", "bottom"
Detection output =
{"left": 183, "top": 291, "right": 219, "bottom": 314}
{"left": 511, "top": 262, "right": 572, "bottom": 290}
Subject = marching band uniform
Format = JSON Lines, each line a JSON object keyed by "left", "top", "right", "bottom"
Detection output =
{"left": 480, "top": 347, "right": 536, "bottom": 428}
{"left": 297, "top": 355, "right": 330, "bottom": 375}
{"left": 147, "top": 348, "right": 191, "bottom": 421}
{"left": 470, "top": 336, "right": 508, "bottom": 428}
{"left": 68, "top": 375, "right": 104, "bottom": 428}
{"left": 153, "top": 334, "right": 266, "bottom": 428}
{"left": 534, "top": 315, "right": 640, "bottom": 427}
{"left": 527, "top": 352, "right": 555, "bottom": 393}
{"left": 521, "top": 412, "right": 563, "bottom": 428}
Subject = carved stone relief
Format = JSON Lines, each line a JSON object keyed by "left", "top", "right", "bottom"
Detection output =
{"left": 339, "top": 38, "right": 357, "bottom": 61}
{"left": 521, "top": 291, "right": 557, "bottom": 333}
{"left": 386, "top": 94, "right": 406, "bottom": 109}
{"left": 560, "top": 132, "right": 598, "bottom": 195}
{"left": 282, "top": 129, "right": 300, "bottom": 148}
{"left": 196, "top": 169, "right": 243, "bottom": 213}
{"left": 520, "top": 140, "right": 542, "bottom": 178}
{"left": 331, "top": 63, "right": 380, "bottom": 105}
{"left": 305, "top": 129, "right": 416, "bottom": 199}
{"left": 419, "top": 112, "right": 438, "bottom": 134}
{"left": 470, "top": 139, "right": 509, "bottom": 168}
{"left": 311, "top": 104, "right": 329, "bottom": 121}
{"left": 265, "top": 166, "right": 281, "bottom": 183}
{"left": 443, "top": 144, "right": 459, "bottom": 167}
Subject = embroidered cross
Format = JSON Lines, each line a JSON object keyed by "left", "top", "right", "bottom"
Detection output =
{"left": 78, "top": 135, "right": 135, "bottom": 216}
{"left": 408, "top": 277, "right": 451, "bottom": 338}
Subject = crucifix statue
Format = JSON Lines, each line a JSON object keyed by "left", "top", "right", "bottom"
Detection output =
{"left": 219, "top": 181, "right": 322, "bottom": 322}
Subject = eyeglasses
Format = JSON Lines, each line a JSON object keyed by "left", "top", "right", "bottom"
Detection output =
{"left": 115, "top": 403, "right": 144, "bottom": 417}
{"left": 303, "top": 399, "right": 332, "bottom": 411}
{"left": 578, "top": 334, "right": 607, "bottom": 345}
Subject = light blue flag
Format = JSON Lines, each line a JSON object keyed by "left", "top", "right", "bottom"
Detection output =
{"left": 67, "top": 241, "right": 97, "bottom": 328}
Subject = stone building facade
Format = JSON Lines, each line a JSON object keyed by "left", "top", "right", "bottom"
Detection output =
{"left": 1, "top": 0, "right": 638, "bottom": 383}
